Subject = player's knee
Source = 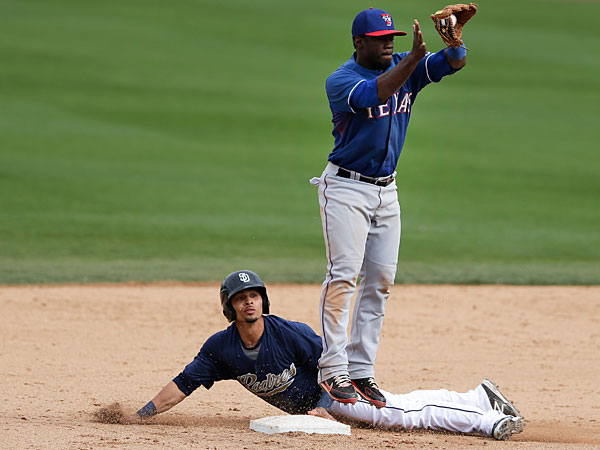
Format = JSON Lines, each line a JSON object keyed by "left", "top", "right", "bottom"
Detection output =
{"left": 371, "top": 264, "right": 397, "bottom": 292}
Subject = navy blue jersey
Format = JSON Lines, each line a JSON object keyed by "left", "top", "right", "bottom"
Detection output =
{"left": 173, "top": 315, "right": 323, "bottom": 414}
{"left": 326, "top": 49, "right": 459, "bottom": 178}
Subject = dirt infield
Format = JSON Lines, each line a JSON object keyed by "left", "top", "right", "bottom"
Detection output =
{"left": 1, "top": 284, "right": 599, "bottom": 449}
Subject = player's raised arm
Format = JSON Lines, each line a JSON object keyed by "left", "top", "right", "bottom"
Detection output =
{"left": 376, "top": 20, "right": 427, "bottom": 102}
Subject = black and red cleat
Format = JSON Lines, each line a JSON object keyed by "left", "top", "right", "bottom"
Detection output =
{"left": 351, "top": 377, "right": 386, "bottom": 408}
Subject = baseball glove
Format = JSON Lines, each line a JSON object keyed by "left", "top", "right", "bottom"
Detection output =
{"left": 431, "top": 3, "right": 478, "bottom": 48}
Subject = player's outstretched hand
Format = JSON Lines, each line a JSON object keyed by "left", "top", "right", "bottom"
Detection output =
{"left": 122, "top": 412, "right": 143, "bottom": 424}
{"left": 307, "top": 406, "right": 337, "bottom": 421}
{"left": 94, "top": 402, "right": 142, "bottom": 424}
{"left": 411, "top": 20, "right": 427, "bottom": 60}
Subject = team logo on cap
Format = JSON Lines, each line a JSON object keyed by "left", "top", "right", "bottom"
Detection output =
{"left": 239, "top": 272, "right": 250, "bottom": 283}
{"left": 381, "top": 13, "right": 392, "bottom": 26}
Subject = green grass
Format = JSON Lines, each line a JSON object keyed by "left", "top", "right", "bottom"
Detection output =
{"left": 1, "top": 0, "right": 599, "bottom": 284}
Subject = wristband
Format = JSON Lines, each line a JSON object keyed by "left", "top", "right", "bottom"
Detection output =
{"left": 316, "top": 390, "right": 334, "bottom": 410}
{"left": 136, "top": 401, "right": 157, "bottom": 418}
{"left": 447, "top": 45, "right": 467, "bottom": 60}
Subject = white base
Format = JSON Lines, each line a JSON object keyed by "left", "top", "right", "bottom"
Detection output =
{"left": 249, "top": 414, "right": 351, "bottom": 435}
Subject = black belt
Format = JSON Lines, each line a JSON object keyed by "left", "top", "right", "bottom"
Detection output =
{"left": 336, "top": 168, "right": 395, "bottom": 187}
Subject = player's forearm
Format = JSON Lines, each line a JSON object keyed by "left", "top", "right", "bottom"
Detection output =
{"left": 135, "top": 381, "right": 187, "bottom": 420}
{"left": 376, "top": 19, "right": 426, "bottom": 102}
{"left": 150, "top": 381, "right": 187, "bottom": 413}
{"left": 376, "top": 53, "right": 420, "bottom": 102}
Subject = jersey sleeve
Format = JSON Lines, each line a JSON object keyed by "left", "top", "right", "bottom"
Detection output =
{"left": 285, "top": 321, "right": 323, "bottom": 367}
{"left": 401, "top": 49, "right": 460, "bottom": 93}
{"left": 326, "top": 69, "right": 380, "bottom": 113}
{"left": 172, "top": 335, "right": 226, "bottom": 396}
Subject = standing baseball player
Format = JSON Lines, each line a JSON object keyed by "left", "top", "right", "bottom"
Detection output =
{"left": 115, "top": 270, "right": 524, "bottom": 441}
{"left": 311, "top": 5, "right": 477, "bottom": 407}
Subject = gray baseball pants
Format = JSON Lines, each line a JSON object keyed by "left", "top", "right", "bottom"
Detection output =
{"left": 311, "top": 162, "right": 401, "bottom": 383}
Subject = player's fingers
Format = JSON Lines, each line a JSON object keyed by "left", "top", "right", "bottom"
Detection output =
{"left": 414, "top": 26, "right": 423, "bottom": 43}
{"left": 414, "top": 20, "right": 422, "bottom": 40}
{"left": 307, "top": 407, "right": 337, "bottom": 421}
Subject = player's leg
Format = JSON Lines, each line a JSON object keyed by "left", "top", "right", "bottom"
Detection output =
{"left": 347, "top": 259, "right": 398, "bottom": 378}
{"left": 329, "top": 389, "right": 510, "bottom": 438}
{"left": 400, "top": 385, "right": 491, "bottom": 413}
{"left": 402, "top": 381, "right": 521, "bottom": 417}
{"left": 317, "top": 170, "right": 374, "bottom": 386}
{"left": 347, "top": 183, "right": 400, "bottom": 382}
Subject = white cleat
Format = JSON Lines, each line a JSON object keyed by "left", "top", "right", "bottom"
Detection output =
{"left": 492, "top": 416, "right": 524, "bottom": 441}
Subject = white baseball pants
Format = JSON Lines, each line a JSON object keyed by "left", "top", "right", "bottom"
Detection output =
{"left": 329, "top": 384, "right": 505, "bottom": 436}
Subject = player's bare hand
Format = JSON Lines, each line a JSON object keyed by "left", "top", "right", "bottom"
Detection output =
{"left": 411, "top": 20, "right": 427, "bottom": 60}
{"left": 122, "top": 412, "right": 143, "bottom": 424}
{"left": 307, "top": 406, "right": 337, "bottom": 421}
{"left": 94, "top": 402, "right": 141, "bottom": 425}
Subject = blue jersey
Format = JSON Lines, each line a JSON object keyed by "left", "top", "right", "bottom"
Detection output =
{"left": 173, "top": 315, "right": 323, "bottom": 414}
{"left": 326, "top": 49, "right": 459, "bottom": 178}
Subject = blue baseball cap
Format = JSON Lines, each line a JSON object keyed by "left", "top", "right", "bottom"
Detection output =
{"left": 352, "top": 8, "right": 407, "bottom": 37}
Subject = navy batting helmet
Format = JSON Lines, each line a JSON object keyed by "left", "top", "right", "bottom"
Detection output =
{"left": 220, "top": 270, "right": 270, "bottom": 322}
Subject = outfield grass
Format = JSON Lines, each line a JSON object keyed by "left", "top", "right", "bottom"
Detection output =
{"left": 1, "top": 0, "right": 598, "bottom": 284}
